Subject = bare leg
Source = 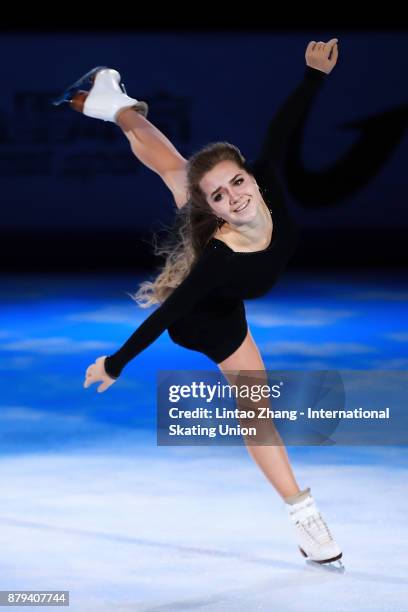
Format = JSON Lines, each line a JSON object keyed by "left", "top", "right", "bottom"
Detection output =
{"left": 116, "top": 109, "right": 188, "bottom": 207}
{"left": 217, "top": 328, "right": 300, "bottom": 499}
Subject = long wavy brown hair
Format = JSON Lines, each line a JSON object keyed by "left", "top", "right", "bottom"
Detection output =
{"left": 128, "top": 142, "right": 252, "bottom": 308}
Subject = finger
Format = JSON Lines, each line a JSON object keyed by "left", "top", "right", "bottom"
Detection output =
{"left": 330, "top": 43, "right": 339, "bottom": 62}
{"left": 97, "top": 382, "right": 109, "bottom": 393}
{"left": 306, "top": 40, "right": 317, "bottom": 54}
{"left": 86, "top": 365, "right": 94, "bottom": 377}
{"left": 323, "top": 38, "right": 338, "bottom": 58}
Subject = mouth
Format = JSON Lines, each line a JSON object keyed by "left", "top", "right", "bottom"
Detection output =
{"left": 233, "top": 199, "right": 250, "bottom": 213}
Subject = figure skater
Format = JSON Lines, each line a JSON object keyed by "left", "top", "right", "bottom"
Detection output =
{"left": 53, "top": 38, "right": 343, "bottom": 567}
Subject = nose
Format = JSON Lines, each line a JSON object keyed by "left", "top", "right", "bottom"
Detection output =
{"left": 229, "top": 187, "right": 242, "bottom": 205}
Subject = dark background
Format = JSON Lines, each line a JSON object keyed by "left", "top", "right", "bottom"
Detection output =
{"left": 1, "top": 15, "right": 407, "bottom": 271}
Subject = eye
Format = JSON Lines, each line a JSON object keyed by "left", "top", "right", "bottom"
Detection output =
{"left": 212, "top": 177, "right": 244, "bottom": 202}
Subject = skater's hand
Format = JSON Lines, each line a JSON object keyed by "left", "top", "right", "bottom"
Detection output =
{"left": 305, "top": 39, "right": 339, "bottom": 74}
{"left": 83, "top": 355, "right": 117, "bottom": 393}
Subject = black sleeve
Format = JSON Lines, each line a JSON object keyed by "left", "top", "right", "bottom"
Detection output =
{"left": 103, "top": 241, "right": 231, "bottom": 379}
{"left": 251, "top": 66, "right": 327, "bottom": 235}
{"left": 254, "top": 66, "right": 327, "bottom": 170}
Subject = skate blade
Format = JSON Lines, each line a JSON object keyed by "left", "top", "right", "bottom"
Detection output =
{"left": 299, "top": 547, "right": 345, "bottom": 573}
{"left": 306, "top": 558, "right": 345, "bottom": 573}
{"left": 51, "top": 66, "right": 108, "bottom": 106}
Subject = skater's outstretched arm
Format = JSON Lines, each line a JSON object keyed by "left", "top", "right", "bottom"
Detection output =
{"left": 117, "top": 110, "right": 188, "bottom": 209}
{"left": 83, "top": 242, "right": 232, "bottom": 392}
{"left": 251, "top": 39, "right": 338, "bottom": 231}
{"left": 253, "top": 38, "right": 338, "bottom": 174}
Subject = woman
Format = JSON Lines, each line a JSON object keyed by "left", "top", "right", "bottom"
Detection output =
{"left": 54, "top": 38, "right": 343, "bottom": 566}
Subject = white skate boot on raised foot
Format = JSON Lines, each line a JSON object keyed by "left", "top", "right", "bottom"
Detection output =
{"left": 286, "top": 489, "right": 344, "bottom": 571}
{"left": 52, "top": 66, "right": 148, "bottom": 122}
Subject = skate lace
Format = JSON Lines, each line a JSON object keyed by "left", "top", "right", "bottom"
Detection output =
{"left": 297, "top": 512, "right": 334, "bottom": 546}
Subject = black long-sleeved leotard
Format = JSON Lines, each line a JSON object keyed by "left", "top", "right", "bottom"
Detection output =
{"left": 104, "top": 66, "right": 327, "bottom": 378}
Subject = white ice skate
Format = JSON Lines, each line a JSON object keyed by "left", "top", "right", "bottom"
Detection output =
{"left": 286, "top": 492, "right": 344, "bottom": 570}
{"left": 52, "top": 66, "right": 148, "bottom": 123}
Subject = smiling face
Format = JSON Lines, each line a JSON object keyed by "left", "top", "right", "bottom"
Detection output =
{"left": 199, "top": 160, "right": 261, "bottom": 225}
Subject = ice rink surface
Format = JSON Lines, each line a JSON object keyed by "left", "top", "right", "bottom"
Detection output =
{"left": 1, "top": 430, "right": 407, "bottom": 611}
{"left": 1, "top": 271, "right": 407, "bottom": 610}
